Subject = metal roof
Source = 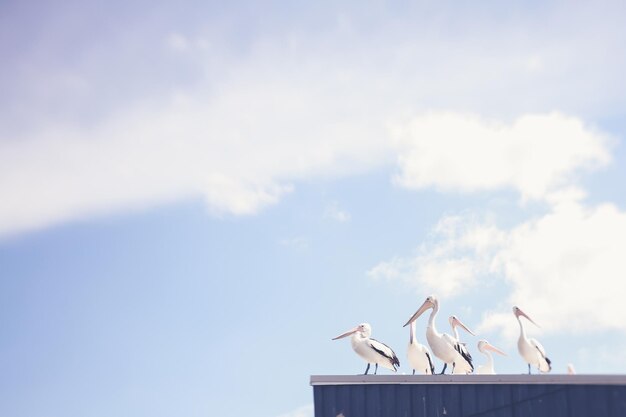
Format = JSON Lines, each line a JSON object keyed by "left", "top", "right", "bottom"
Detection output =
{"left": 311, "top": 374, "right": 626, "bottom": 386}
{"left": 310, "top": 375, "right": 626, "bottom": 417}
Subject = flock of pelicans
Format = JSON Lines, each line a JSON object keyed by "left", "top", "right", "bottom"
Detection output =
{"left": 333, "top": 295, "right": 555, "bottom": 375}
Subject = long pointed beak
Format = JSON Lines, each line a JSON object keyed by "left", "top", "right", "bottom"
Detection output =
{"left": 453, "top": 316, "right": 476, "bottom": 336}
{"left": 332, "top": 326, "right": 359, "bottom": 340}
{"left": 403, "top": 299, "right": 433, "bottom": 327}
{"left": 517, "top": 308, "right": 540, "bottom": 327}
{"left": 484, "top": 342, "right": 506, "bottom": 356}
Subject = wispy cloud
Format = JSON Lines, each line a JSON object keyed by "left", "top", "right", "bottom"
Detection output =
{"left": 368, "top": 214, "right": 504, "bottom": 297}
{"left": 165, "top": 32, "right": 190, "bottom": 52}
{"left": 278, "top": 236, "right": 309, "bottom": 250}
{"left": 2, "top": 1, "right": 626, "bottom": 238}
{"left": 373, "top": 199, "right": 626, "bottom": 339}
{"left": 478, "top": 200, "right": 626, "bottom": 337}
{"left": 324, "top": 202, "right": 351, "bottom": 223}
{"left": 371, "top": 107, "right": 625, "bottom": 340}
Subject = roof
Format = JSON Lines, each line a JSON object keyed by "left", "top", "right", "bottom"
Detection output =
{"left": 310, "top": 374, "right": 626, "bottom": 416}
{"left": 310, "top": 374, "right": 626, "bottom": 386}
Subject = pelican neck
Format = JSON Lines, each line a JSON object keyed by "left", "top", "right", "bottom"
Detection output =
{"left": 451, "top": 324, "right": 460, "bottom": 341}
{"left": 517, "top": 315, "right": 527, "bottom": 339}
{"left": 427, "top": 303, "right": 439, "bottom": 334}
{"left": 483, "top": 350, "right": 494, "bottom": 369}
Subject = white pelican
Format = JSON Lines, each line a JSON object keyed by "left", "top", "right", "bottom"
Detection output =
{"left": 449, "top": 315, "right": 475, "bottom": 374}
{"left": 332, "top": 323, "right": 400, "bottom": 375}
{"left": 476, "top": 340, "right": 506, "bottom": 374}
{"left": 567, "top": 363, "right": 576, "bottom": 375}
{"left": 403, "top": 295, "right": 471, "bottom": 374}
{"left": 513, "top": 306, "right": 552, "bottom": 374}
{"left": 407, "top": 319, "right": 434, "bottom": 375}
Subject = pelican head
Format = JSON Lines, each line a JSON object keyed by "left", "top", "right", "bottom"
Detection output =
{"left": 332, "top": 323, "right": 372, "bottom": 340}
{"left": 512, "top": 306, "right": 539, "bottom": 327}
{"left": 449, "top": 315, "right": 476, "bottom": 336}
{"left": 477, "top": 339, "right": 506, "bottom": 355}
{"left": 403, "top": 295, "right": 437, "bottom": 327}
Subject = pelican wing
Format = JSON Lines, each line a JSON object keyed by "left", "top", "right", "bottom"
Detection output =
{"left": 442, "top": 332, "right": 457, "bottom": 348}
{"left": 456, "top": 342, "right": 473, "bottom": 362}
{"left": 444, "top": 333, "right": 474, "bottom": 372}
{"left": 424, "top": 349, "right": 435, "bottom": 374}
{"left": 529, "top": 337, "right": 552, "bottom": 373}
{"left": 529, "top": 337, "right": 546, "bottom": 356}
{"left": 369, "top": 338, "right": 400, "bottom": 370}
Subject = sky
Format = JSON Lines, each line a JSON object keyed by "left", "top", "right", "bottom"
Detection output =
{"left": 2, "top": 1, "right": 626, "bottom": 416}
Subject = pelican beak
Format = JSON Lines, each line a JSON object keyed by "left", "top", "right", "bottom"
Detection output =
{"left": 516, "top": 307, "right": 540, "bottom": 327}
{"left": 452, "top": 316, "right": 476, "bottom": 336}
{"left": 332, "top": 326, "right": 359, "bottom": 340}
{"left": 403, "top": 299, "right": 433, "bottom": 327}
{"left": 484, "top": 342, "right": 506, "bottom": 356}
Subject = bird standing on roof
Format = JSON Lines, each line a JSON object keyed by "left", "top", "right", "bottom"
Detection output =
{"left": 513, "top": 306, "right": 552, "bottom": 374}
{"left": 403, "top": 295, "right": 468, "bottom": 374}
{"left": 567, "top": 363, "right": 576, "bottom": 375}
{"left": 332, "top": 323, "right": 400, "bottom": 375}
{"left": 448, "top": 315, "right": 475, "bottom": 374}
{"left": 407, "top": 318, "right": 435, "bottom": 375}
{"left": 476, "top": 340, "right": 506, "bottom": 374}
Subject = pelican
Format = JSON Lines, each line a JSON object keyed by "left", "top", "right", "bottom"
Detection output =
{"left": 407, "top": 319, "right": 434, "bottom": 375}
{"left": 513, "top": 306, "right": 552, "bottom": 374}
{"left": 567, "top": 363, "right": 576, "bottom": 375}
{"left": 332, "top": 323, "right": 400, "bottom": 375}
{"left": 403, "top": 295, "right": 471, "bottom": 374}
{"left": 476, "top": 340, "right": 506, "bottom": 374}
{"left": 449, "top": 315, "right": 475, "bottom": 374}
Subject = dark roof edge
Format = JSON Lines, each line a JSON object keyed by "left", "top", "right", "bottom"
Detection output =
{"left": 310, "top": 374, "right": 626, "bottom": 386}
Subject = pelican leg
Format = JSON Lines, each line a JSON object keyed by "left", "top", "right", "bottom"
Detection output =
{"left": 364, "top": 363, "right": 370, "bottom": 375}
{"left": 440, "top": 363, "right": 447, "bottom": 374}
{"left": 374, "top": 364, "right": 379, "bottom": 375}
{"left": 528, "top": 364, "right": 531, "bottom": 375}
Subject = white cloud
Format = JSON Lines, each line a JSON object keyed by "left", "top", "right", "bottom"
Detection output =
{"left": 276, "top": 404, "right": 314, "bottom": 417}
{"left": 0, "top": 73, "right": 391, "bottom": 237}
{"left": 392, "top": 112, "right": 611, "bottom": 201}
{"left": 3, "top": 1, "right": 626, "bottom": 238}
{"left": 526, "top": 55, "right": 544, "bottom": 73}
{"left": 2, "top": 105, "right": 609, "bottom": 238}
{"left": 203, "top": 175, "right": 292, "bottom": 216}
{"left": 166, "top": 32, "right": 190, "bottom": 52}
{"left": 278, "top": 236, "right": 309, "bottom": 250}
{"left": 165, "top": 32, "right": 211, "bottom": 53}
{"left": 324, "top": 202, "right": 351, "bottom": 223}
{"left": 480, "top": 200, "right": 626, "bottom": 337}
{"left": 368, "top": 215, "right": 504, "bottom": 297}
{"left": 373, "top": 200, "right": 626, "bottom": 339}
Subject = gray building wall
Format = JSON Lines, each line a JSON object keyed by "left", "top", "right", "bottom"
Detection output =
{"left": 311, "top": 375, "right": 626, "bottom": 417}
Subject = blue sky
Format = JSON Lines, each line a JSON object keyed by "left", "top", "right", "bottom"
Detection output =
{"left": 2, "top": 1, "right": 626, "bottom": 417}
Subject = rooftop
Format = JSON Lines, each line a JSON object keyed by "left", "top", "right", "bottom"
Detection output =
{"left": 311, "top": 374, "right": 626, "bottom": 386}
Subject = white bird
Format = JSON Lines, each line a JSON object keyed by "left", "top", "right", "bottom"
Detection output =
{"left": 407, "top": 319, "right": 435, "bottom": 375}
{"left": 403, "top": 295, "right": 473, "bottom": 374}
{"left": 332, "top": 323, "right": 400, "bottom": 375}
{"left": 513, "top": 306, "right": 552, "bottom": 374}
{"left": 476, "top": 340, "right": 506, "bottom": 375}
{"left": 449, "top": 315, "right": 475, "bottom": 374}
{"left": 567, "top": 363, "right": 576, "bottom": 375}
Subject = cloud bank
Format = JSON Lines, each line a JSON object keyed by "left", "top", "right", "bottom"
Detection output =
{"left": 2, "top": 1, "right": 626, "bottom": 237}
{"left": 392, "top": 112, "right": 611, "bottom": 201}
{"left": 371, "top": 111, "right": 625, "bottom": 338}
